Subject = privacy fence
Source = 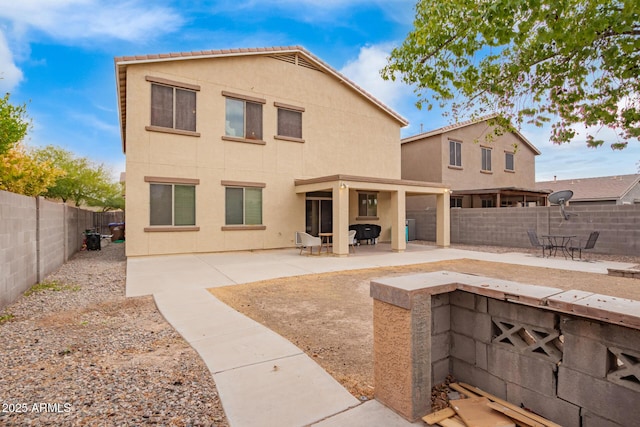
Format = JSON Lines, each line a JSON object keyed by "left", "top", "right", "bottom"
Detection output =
{"left": 408, "top": 204, "right": 640, "bottom": 256}
{"left": 0, "top": 190, "right": 124, "bottom": 310}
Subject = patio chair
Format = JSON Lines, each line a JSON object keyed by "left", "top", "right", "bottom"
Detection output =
{"left": 568, "top": 231, "right": 599, "bottom": 260}
{"left": 527, "top": 230, "right": 552, "bottom": 257}
{"left": 297, "top": 232, "right": 322, "bottom": 255}
{"left": 348, "top": 230, "right": 357, "bottom": 253}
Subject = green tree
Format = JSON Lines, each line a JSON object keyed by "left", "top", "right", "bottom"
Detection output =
{"left": 0, "top": 93, "right": 30, "bottom": 155}
{"left": 0, "top": 143, "right": 64, "bottom": 196}
{"left": 382, "top": 0, "right": 640, "bottom": 149}
{"left": 33, "top": 145, "right": 119, "bottom": 207}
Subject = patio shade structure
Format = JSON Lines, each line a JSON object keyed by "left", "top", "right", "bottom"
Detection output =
{"left": 294, "top": 174, "right": 450, "bottom": 256}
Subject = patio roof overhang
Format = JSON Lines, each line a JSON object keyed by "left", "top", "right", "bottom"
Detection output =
{"left": 294, "top": 174, "right": 450, "bottom": 195}
{"left": 294, "top": 174, "right": 451, "bottom": 255}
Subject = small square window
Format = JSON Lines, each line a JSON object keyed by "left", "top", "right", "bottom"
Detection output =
{"left": 150, "top": 183, "right": 196, "bottom": 226}
{"left": 358, "top": 192, "right": 377, "bottom": 217}
{"left": 277, "top": 108, "right": 302, "bottom": 139}
{"left": 225, "top": 187, "right": 263, "bottom": 225}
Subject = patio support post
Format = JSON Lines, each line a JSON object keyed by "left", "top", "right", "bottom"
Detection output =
{"left": 332, "top": 182, "right": 349, "bottom": 256}
{"left": 436, "top": 191, "right": 450, "bottom": 247}
{"left": 391, "top": 189, "right": 406, "bottom": 252}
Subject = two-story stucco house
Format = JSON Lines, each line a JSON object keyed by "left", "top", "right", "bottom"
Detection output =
{"left": 401, "top": 117, "right": 549, "bottom": 210}
{"left": 115, "top": 46, "right": 450, "bottom": 257}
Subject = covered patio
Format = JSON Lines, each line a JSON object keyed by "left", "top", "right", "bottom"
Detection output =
{"left": 294, "top": 174, "right": 450, "bottom": 256}
{"left": 451, "top": 187, "right": 550, "bottom": 208}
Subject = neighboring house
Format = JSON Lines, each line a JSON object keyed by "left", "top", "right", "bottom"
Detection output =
{"left": 536, "top": 174, "right": 640, "bottom": 205}
{"left": 114, "top": 46, "right": 450, "bottom": 257}
{"left": 401, "top": 117, "right": 549, "bottom": 209}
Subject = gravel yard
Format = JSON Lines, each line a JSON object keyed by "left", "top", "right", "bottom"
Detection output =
{"left": 0, "top": 240, "right": 228, "bottom": 426}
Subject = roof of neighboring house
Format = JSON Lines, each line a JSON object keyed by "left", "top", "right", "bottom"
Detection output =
{"left": 400, "top": 114, "right": 542, "bottom": 155}
{"left": 452, "top": 186, "right": 551, "bottom": 195}
{"left": 536, "top": 174, "right": 640, "bottom": 202}
{"left": 114, "top": 46, "right": 408, "bottom": 153}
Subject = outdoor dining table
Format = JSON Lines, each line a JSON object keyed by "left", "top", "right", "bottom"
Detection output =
{"left": 319, "top": 232, "right": 333, "bottom": 254}
{"left": 542, "top": 234, "right": 576, "bottom": 259}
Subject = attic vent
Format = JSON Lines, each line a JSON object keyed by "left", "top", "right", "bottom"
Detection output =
{"left": 269, "top": 53, "right": 323, "bottom": 73}
{"left": 270, "top": 53, "right": 297, "bottom": 65}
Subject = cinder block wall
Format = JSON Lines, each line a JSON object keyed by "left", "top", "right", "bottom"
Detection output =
{"left": 0, "top": 191, "right": 38, "bottom": 309}
{"left": 0, "top": 191, "right": 98, "bottom": 310}
{"left": 409, "top": 205, "right": 640, "bottom": 255}
{"left": 372, "top": 272, "right": 640, "bottom": 425}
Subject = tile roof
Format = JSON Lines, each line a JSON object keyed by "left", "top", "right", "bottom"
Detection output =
{"left": 114, "top": 46, "right": 408, "bottom": 152}
{"left": 536, "top": 174, "right": 640, "bottom": 201}
{"left": 400, "top": 114, "right": 542, "bottom": 155}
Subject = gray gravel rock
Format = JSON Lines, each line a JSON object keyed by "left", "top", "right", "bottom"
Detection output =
{"left": 0, "top": 240, "right": 229, "bottom": 426}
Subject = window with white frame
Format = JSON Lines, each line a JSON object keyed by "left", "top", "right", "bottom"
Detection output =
{"left": 505, "top": 152, "right": 515, "bottom": 171}
{"left": 358, "top": 192, "right": 378, "bottom": 217}
{"left": 450, "top": 197, "right": 463, "bottom": 208}
{"left": 150, "top": 82, "right": 197, "bottom": 132}
{"left": 224, "top": 93, "right": 264, "bottom": 140}
{"left": 481, "top": 147, "right": 492, "bottom": 171}
{"left": 149, "top": 183, "right": 196, "bottom": 226}
{"left": 225, "top": 187, "right": 263, "bottom": 225}
{"left": 449, "top": 140, "right": 462, "bottom": 167}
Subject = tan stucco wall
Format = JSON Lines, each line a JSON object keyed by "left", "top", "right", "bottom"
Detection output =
{"left": 124, "top": 55, "right": 403, "bottom": 256}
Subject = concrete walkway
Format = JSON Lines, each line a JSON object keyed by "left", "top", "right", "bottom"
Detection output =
{"left": 126, "top": 244, "right": 635, "bottom": 426}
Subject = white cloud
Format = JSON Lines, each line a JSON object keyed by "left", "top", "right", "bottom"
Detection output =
{"left": 339, "top": 43, "right": 413, "bottom": 111}
{"left": 0, "top": 30, "right": 23, "bottom": 92}
{"left": 0, "top": 0, "right": 183, "bottom": 43}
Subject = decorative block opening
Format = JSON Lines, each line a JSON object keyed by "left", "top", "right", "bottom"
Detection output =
{"left": 608, "top": 347, "right": 640, "bottom": 392}
{"left": 492, "top": 318, "right": 563, "bottom": 363}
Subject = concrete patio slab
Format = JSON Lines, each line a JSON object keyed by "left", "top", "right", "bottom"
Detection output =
{"left": 213, "top": 353, "right": 359, "bottom": 427}
{"left": 127, "top": 244, "right": 638, "bottom": 427}
{"left": 312, "top": 400, "right": 422, "bottom": 426}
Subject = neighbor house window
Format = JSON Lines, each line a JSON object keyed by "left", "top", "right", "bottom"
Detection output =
{"left": 275, "top": 102, "right": 304, "bottom": 140}
{"left": 223, "top": 92, "right": 266, "bottom": 141}
{"left": 149, "top": 183, "right": 196, "bottom": 226}
{"left": 225, "top": 187, "right": 263, "bottom": 225}
{"left": 451, "top": 198, "right": 463, "bottom": 208}
{"left": 148, "top": 77, "right": 198, "bottom": 132}
{"left": 481, "top": 147, "right": 492, "bottom": 171}
{"left": 505, "top": 152, "right": 515, "bottom": 171}
{"left": 358, "top": 192, "right": 378, "bottom": 217}
{"left": 481, "top": 198, "right": 495, "bottom": 208}
{"left": 449, "top": 140, "right": 462, "bottom": 167}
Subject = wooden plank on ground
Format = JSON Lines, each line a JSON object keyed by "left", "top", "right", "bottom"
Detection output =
{"left": 450, "top": 383, "right": 479, "bottom": 398}
{"left": 450, "top": 397, "right": 515, "bottom": 427}
{"left": 423, "top": 407, "right": 456, "bottom": 425}
{"left": 438, "top": 415, "right": 467, "bottom": 427}
{"left": 457, "top": 383, "right": 562, "bottom": 427}
{"left": 486, "top": 402, "right": 545, "bottom": 427}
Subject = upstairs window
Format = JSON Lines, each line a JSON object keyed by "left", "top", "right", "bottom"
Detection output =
{"left": 149, "top": 80, "right": 198, "bottom": 132}
{"left": 505, "top": 152, "right": 515, "bottom": 171}
{"left": 223, "top": 92, "right": 266, "bottom": 141}
{"left": 481, "top": 147, "right": 492, "bottom": 171}
{"left": 275, "top": 102, "right": 304, "bottom": 141}
{"left": 449, "top": 140, "right": 462, "bottom": 167}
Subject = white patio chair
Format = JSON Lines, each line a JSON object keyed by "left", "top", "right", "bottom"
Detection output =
{"left": 297, "top": 232, "right": 321, "bottom": 255}
{"left": 348, "top": 229, "right": 357, "bottom": 253}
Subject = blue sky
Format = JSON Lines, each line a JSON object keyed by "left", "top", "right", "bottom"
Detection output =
{"left": 1, "top": 0, "right": 637, "bottom": 182}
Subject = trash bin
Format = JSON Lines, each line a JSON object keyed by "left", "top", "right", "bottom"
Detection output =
{"left": 109, "top": 222, "right": 125, "bottom": 242}
{"left": 86, "top": 233, "right": 101, "bottom": 251}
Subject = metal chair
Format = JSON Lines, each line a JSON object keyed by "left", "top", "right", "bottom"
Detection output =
{"left": 568, "top": 231, "right": 599, "bottom": 260}
{"left": 527, "top": 230, "right": 552, "bottom": 257}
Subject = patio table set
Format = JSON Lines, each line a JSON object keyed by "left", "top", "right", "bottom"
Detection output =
{"left": 528, "top": 230, "right": 600, "bottom": 260}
